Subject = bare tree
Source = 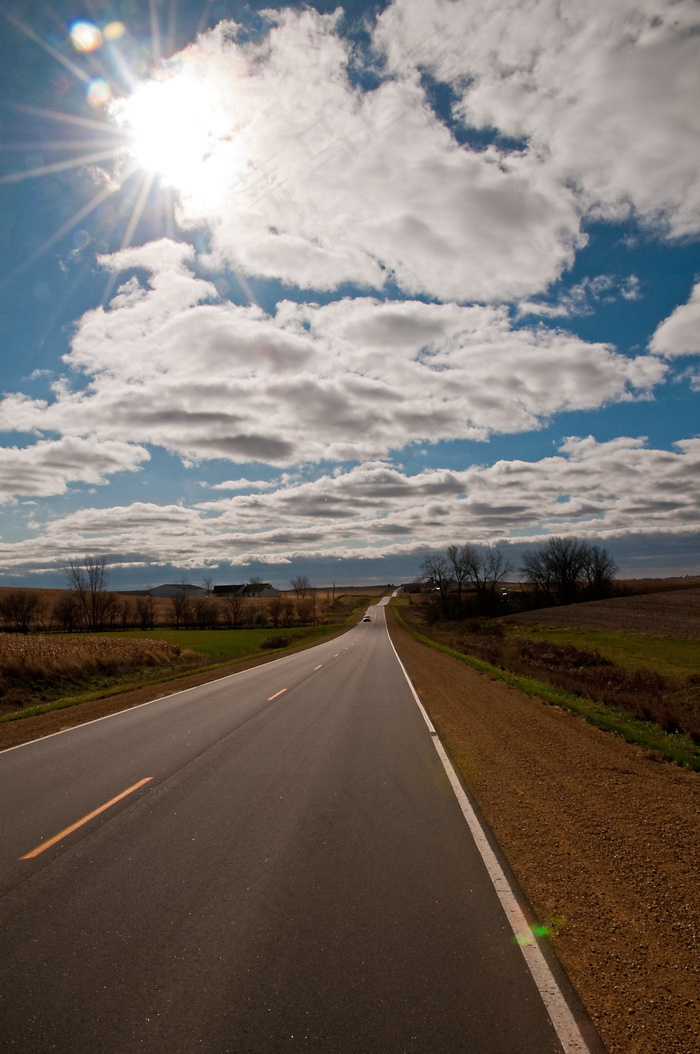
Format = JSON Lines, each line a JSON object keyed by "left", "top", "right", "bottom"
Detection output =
{"left": 268, "top": 595, "right": 283, "bottom": 628}
{"left": 469, "top": 547, "right": 513, "bottom": 615}
{"left": 296, "top": 596, "right": 313, "bottom": 624}
{"left": 582, "top": 544, "right": 619, "bottom": 600}
{"left": 222, "top": 591, "right": 245, "bottom": 629}
{"left": 521, "top": 537, "right": 614, "bottom": 606}
{"left": 65, "top": 556, "right": 110, "bottom": 630}
{"left": 170, "top": 580, "right": 194, "bottom": 629}
{"left": 116, "top": 596, "right": 135, "bottom": 631}
{"left": 447, "top": 544, "right": 477, "bottom": 610}
{"left": 290, "top": 575, "right": 311, "bottom": 598}
{"left": 135, "top": 594, "right": 155, "bottom": 630}
{"left": 53, "top": 592, "right": 82, "bottom": 633}
{"left": 193, "top": 594, "right": 218, "bottom": 629}
{"left": 0, "top": 591, "right": 40, "bottom": 634}
{"left": 420, "top": 552, "right": 452, "bottom": 618}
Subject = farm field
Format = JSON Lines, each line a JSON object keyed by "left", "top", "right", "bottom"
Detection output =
{"left": 104, "top": 623, "right": 347, "bottom": 658}
{"left": 397, "top": 585, "right": 700, "bottom": 767}
{"left": 503, "top": 583, "right": 700, "bottom": 637}
{"left": 504, "top": 625, "right": 700, "bottom": 682}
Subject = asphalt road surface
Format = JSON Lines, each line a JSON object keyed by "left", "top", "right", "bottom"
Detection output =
{"left": 0, "top": 601, "right": 599, "bottom": 1053}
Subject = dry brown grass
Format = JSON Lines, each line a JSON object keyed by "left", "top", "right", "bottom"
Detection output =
{"left": 0, "top": 634, "right": 185, "bottom": 714}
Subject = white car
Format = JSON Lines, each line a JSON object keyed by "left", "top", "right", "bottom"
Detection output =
{"left": 362, "top": 615, "right": 371, "bottom": 622}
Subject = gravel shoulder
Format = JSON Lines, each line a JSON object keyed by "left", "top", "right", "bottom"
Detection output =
{"left": 387, "top": 607, "right": 700, "bottom": 1054}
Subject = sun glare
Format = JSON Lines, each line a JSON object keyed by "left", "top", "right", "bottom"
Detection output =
{"left": 112, "top": 74, "right": 235, "bottom": 207}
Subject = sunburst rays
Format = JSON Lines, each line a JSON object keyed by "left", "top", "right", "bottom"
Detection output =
{"left": 0, "top": 1, "right": 213, "bottom": 291}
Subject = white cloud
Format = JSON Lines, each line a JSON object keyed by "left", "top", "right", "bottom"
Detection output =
{"left": 0, "top": 436, "right": 148, "bottom": 504}
{"left": 0, "top": 2, "right": 696, "bottom": 580}
{"left": 0, "top": 249, "right": 666, "bottom": 480}
{"left": 375, "top": 0, "right": 700, "bottom": 238}
{"left": 649, "top": 282, "right": 700, "bottom": 356}
{"left": 210, "top": 478, "right": 276, "bottom": 491}
{"left": 518, "top": 274, "right": 640, "bottom": 319}
{"left": 0, "top": 438, "right": 697, "bottom": 572}
{"left": 122, "top": 10, "right": 584, "bottom": 302}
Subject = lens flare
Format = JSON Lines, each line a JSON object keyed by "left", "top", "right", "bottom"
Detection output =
{"left": 87, "top": 78, "right": 111, "bottom": 108}
{"left": 70, "top": 20, "right": 103, "bottom": 53}
{"left": 103, "top": 22, "right": 126, "bottom": 42}
{"left": 513, "top": 916, "right": 565, "bottom": 945}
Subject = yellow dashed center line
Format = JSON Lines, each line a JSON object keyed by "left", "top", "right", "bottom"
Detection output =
{"left": 267, "top": 688, "right": 287, "bottom": 701}
{"left": 21, "top": 777, "right": 153, "bottom": 859}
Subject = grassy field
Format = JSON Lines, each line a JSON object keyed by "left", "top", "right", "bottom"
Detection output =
{"left": 507, "top": 625, "right": 700, "bottom": 682}
{"left": 104, "top": 622, "right": 347, "bottom": 659}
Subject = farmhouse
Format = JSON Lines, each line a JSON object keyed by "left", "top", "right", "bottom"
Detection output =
{"left": 213, "top": 582, "right": 279, "bottom": 598}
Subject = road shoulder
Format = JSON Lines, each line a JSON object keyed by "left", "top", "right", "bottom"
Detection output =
{"left": 386, "top": 606, "right": 700, "bottom": 1054}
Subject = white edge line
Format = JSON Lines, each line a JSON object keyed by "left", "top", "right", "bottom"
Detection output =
{"left": 1, "top": 632, "right": 351, "bottom": 755}
{"left": 385, "top": 625, "right": 593, "bottom": 1054}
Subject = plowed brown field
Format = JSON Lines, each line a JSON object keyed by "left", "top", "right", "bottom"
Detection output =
{"left": 504, "top": 585, "right": 700, "bottom": 637}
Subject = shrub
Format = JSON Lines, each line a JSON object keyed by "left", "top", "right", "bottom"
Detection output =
{"left": 260, "top": 635, "right": 289, "bottom": 650}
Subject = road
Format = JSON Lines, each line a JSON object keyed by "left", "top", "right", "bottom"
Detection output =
{"left": 0, "top": 601, "right": 598, "bottom": 1053}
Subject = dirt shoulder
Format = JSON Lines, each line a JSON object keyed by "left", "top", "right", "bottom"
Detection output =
{"left": 387, "top": 607, "right": 700, "bottom": 1054}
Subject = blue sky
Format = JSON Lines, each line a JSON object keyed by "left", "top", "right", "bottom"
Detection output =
{"left": 0, "top": 0, "right": 699, "bottom": 589}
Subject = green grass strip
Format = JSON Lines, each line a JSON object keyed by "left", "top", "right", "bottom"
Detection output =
{"left": 391, "top": 605, "right": 700, "bottom": 771}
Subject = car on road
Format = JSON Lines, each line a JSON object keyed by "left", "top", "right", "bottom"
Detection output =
{"left": 362, "top": 615, "right": 371, "bottom": 622}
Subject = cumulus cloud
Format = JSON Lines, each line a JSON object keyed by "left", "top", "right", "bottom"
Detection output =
{"left": 0, "top": 436, "right": 148, "bottom": 504}
{"left": 1, "top": 437, "right": 697, "bottom": 572}
{"left": 375, "top": 0, "right": 700, "bottom": 238}
{"left": 0, "top": 247, "right": 666, "bottom": 479}
{"left": 119, "top": 9, "right": 583, "bottom": 302}
{"left": 649, "top": 282, "right": 700, "bottom": 356}
{"left": 0, "top": 2, "right": 696, "bottom": 579}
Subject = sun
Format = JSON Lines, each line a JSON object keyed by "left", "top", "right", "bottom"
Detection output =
{"left": 112, "top": 73, "right": 236, "bottom": 208}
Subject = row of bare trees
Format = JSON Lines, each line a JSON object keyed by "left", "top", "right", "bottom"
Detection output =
{"left": 0, "top": 588, "right": 155, "bottom": 635}
{"left": 170, "top": 586, "right": 323, "bottom": 630}
{"left": 420, "top": 537, "right": 618, "bottom": 619}
{"left": 420, "top": 544, "right": 513, "bottom": 618}
{"left": 0, "top": 559, "right": 326, "bottom": 634}
{"left": 520, "top": 537, "right": 618, "bottom": 606}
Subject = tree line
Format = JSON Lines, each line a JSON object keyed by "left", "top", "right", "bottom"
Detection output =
{"left": 0, "top": 559, "right": 326, "bottom": 634}
{"left": 420, "top": 536, "right": 618, "bottom": 619}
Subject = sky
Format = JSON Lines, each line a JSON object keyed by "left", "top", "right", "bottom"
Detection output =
{"left": 0, "top": 0, "right": 698, "bottom": 590}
